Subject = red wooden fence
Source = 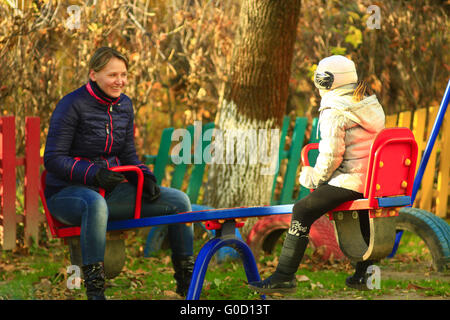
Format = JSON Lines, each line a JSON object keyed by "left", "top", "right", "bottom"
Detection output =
{"left": 0, "top": 116, "right": 43, "bottom": 250}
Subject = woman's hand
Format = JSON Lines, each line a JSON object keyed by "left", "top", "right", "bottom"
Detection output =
{"left": 142, "top": 173, "right": 161, "bottom": 202}
{"left": 93, "top": 168, "right": 126, "bottom": 192}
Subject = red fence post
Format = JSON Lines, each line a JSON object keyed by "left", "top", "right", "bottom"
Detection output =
{"left": 24, "top": 117, "right": 41, "bottom": 247}
{"left": 0, "top": 116, "right": 17, "bottom": 250}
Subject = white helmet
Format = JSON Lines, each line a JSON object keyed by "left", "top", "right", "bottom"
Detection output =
{"left": 314, "top": 55, "right": 358, "bottom": 91}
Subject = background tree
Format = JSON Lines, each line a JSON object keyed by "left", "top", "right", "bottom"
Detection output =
{"left": 203, "top": 0, "right": 301, "bottom": 235}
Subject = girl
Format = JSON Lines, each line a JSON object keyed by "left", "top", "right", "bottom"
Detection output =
{"left": 249, "top": 55, "right": 386, "bottom": 293}
{"left": 44, "top": 47, "right": 194, "bottom": 299}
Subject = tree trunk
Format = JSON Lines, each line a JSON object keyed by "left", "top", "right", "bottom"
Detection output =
{"left": 204, "top": 0, "right": 301, "bottom": 235}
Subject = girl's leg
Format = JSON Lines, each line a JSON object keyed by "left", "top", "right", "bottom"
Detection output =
{"left": 276, "top": 184, "right": 363, "bottom": 278}
{"left": 249, "top": 184, "right": 362, "bottom": 293}
{"left": 345, "top": 210, "right": 374, "bottom": 290}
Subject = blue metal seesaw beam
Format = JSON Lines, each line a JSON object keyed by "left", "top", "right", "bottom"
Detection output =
{"left": 106, "top": 205, "right": 294, "bottom": 231}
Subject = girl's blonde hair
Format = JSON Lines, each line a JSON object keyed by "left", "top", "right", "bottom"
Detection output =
{"left": 352, "top": 81, "right": 369, "bottom": 102}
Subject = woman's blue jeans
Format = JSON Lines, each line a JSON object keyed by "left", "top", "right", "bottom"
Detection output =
{"left": 47, "top": 183, "right": 194, "bottom": 265}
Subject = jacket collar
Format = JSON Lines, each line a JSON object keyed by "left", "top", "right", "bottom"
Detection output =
{"left": 86, "top": 81, "right": 121, "bottom": 106}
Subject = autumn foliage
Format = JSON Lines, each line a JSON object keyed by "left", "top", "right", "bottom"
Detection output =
{"left": 0, "top": 0, "right": 448, "bottom": 158}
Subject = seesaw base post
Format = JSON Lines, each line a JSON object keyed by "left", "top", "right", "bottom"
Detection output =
{"left": 186, "top": 221, "right": 264, "bottom": 300}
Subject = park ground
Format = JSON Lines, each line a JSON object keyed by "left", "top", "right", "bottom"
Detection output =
{"left": 0, "top": 226, "right": 448, "bottom": 301}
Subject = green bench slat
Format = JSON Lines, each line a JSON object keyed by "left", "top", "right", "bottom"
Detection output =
{"left": 151, "top": 127, "right": 174, "bottom": 184}
{"left": 143, "top": 117, "right": 319, "bottom": 206}
{"left": 170, "top": 125, "right": 194, "bottom": 189}
{"left": 186, "top": 122, "right": 215, "bottom": 204}
{"left": 278, "top": 117, "right": 308, "bottom": 205}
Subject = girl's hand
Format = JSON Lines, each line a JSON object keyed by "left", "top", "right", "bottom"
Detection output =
{"left": 299, "top": 166, "right": 317, "bottom": 189}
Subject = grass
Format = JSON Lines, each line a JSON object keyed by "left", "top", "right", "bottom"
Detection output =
{"left": 0, "top": 227, "right": 448, "bottom": 300}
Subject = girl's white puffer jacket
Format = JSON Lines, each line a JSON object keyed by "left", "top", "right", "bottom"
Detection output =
{"left": 300, "top": 87, "right": 386, "bottom": 194}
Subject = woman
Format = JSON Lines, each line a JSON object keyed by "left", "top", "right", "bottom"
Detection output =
{"left": 44, "top": 47, "right": 194, "bottom": 300}
{"left": 249, "top": 55, "right": 386, "bottom": 293}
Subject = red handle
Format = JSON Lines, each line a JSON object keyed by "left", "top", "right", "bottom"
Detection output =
{"left": 301, "top": 143, "right": 319, "bottom": 167}
{"left": 98, "top": 165, "right": 143, "bottom": 220}
{"left": 300, "top": 143, "right": 319, "bottom": 193}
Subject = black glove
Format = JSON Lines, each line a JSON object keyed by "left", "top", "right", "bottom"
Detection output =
{"left": 142, "top": 173, "right": 161, "bottom": 202}
{"left": 93, "top": 168, "right": 125, "bottom": 193}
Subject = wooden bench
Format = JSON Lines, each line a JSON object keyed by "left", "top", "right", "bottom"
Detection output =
{"left": 142, "top": 116, "right": 320, "bottom": 256}
{"left": 143, "top": 116, "right": 321, "bottom": 205}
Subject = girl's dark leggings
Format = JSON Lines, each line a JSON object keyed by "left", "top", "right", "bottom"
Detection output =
{"left": 274, "top": 183, "right": 372, "bottom": 280}
{"left": 292, "top": 183, "right": 369, "bottom": 241}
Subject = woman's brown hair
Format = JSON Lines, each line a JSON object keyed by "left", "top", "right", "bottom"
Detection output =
{"left": 88, "top": 47, "right": 129, "bottom": 73}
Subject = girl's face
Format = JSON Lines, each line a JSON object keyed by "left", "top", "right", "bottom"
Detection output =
{"left": 89, "top": 57, "right": 128, "bottom": 98}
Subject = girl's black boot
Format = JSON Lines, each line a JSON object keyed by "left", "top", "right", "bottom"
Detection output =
{"left": 345, "top": 260, "right": 374, "bottom": 291}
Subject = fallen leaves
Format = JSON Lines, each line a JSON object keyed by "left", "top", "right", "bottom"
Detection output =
{"left": 163, "top": 290, "right": 178, "bottom": 298}
{"left": 296, "top": 274, "right": 310, "bottom": 282}
{"left": 296, "top": 274, "right": 325, "bottom": 290}
{"left": 0, "top": 263, "right": 15, "bottom": 272}
{"left": 406, "top": 283, "right": 433, "bottom": 291}
{"left": 310, "top": 282, "right": 324, "bottom": 290}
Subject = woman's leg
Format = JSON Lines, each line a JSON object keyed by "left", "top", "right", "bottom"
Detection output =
{"left": 153, "top": 187, "right": 195, "bottom": 296}
{"left": 47, "top": 186, "right": 109, "bottom": 265}
{"left": 106, "top": 183, "right": 195, "bottom": 295}
{"left": 156, "top": 187, "right": 194, "bottom": 257}
{"left": 106, "top": 183, "right": 194, "bottom": 256}
{"left": 47, "top": 186, "right": 108, "bottom": 299}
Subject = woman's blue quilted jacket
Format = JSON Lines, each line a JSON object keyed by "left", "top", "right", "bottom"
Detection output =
{"left": 44, "top": 83, "right": 154, "bottom": 199}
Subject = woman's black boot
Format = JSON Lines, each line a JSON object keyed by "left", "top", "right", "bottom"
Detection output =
{"left": 82, "top": 262, "right": 107, "bottom": 300}
{"left": 172, "top": 255, "right": 195, "bottom": 296}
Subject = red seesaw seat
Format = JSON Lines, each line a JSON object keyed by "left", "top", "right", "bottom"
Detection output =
{"left": 301, "top": 127, "right": 418, "bottom": 261}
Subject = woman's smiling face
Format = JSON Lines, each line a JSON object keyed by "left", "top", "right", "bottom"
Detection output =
{"left": 89, "top": 57, "right": 128, "bottom": 98}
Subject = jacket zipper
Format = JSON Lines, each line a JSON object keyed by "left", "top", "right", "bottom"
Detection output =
{"left": 107, "top": 105, "right": 114, "bottom": 154}
{"left": 104, "top": 122, "right": 110, "bottom": 153}
{"left": 104, "top": 106, "right": 114, "bottom": 154}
